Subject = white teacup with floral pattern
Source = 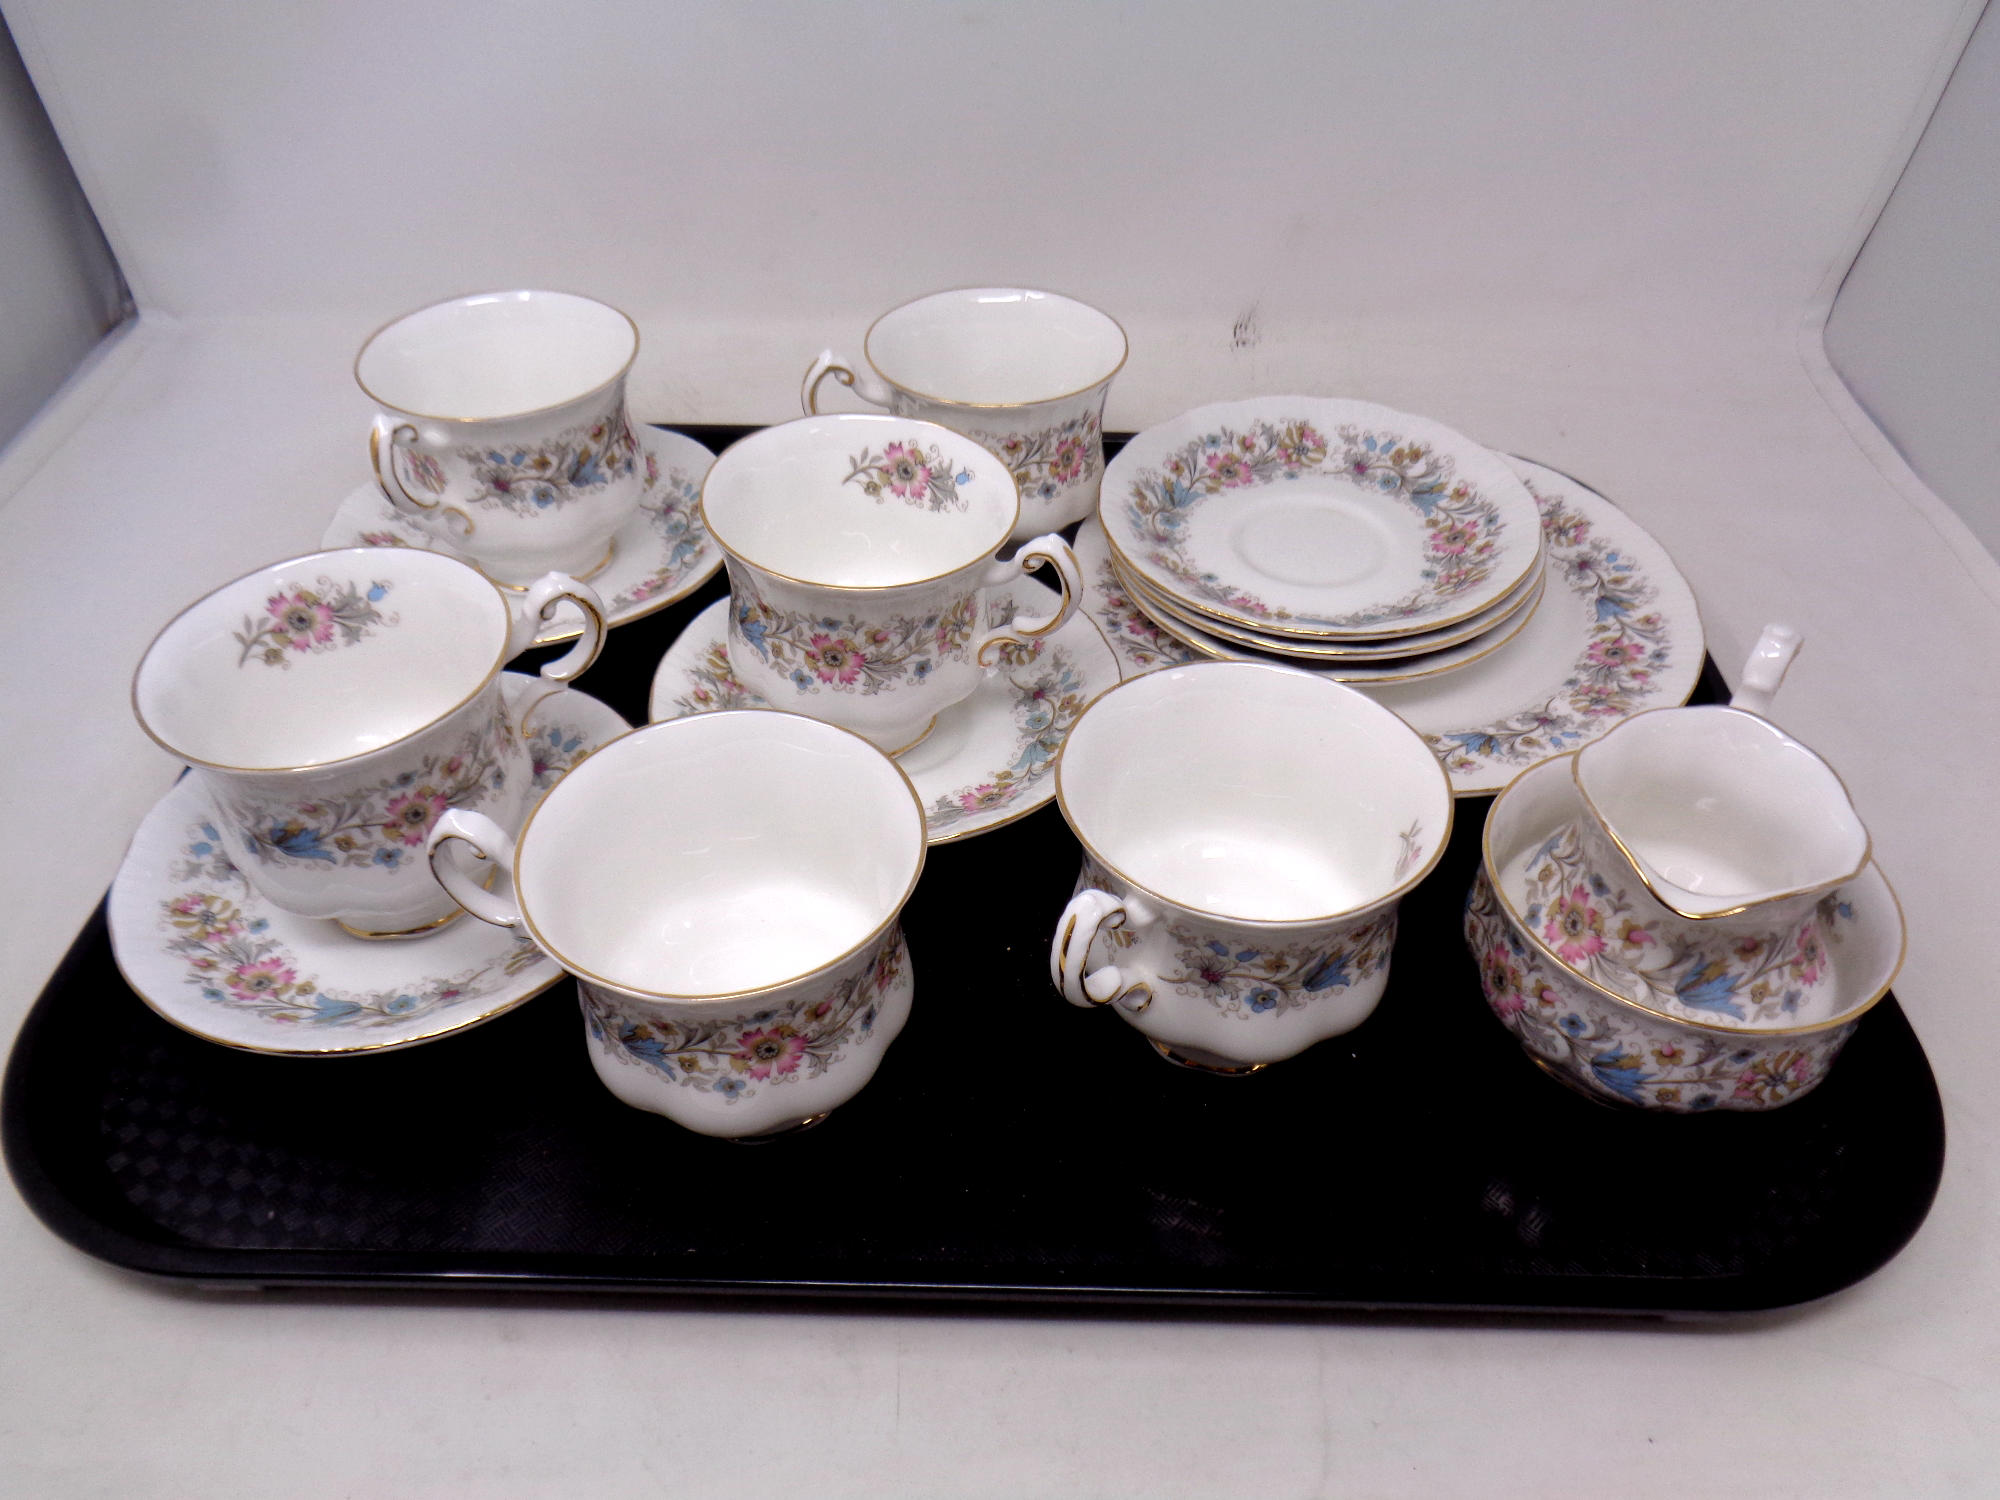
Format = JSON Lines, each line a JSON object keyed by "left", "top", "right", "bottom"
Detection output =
{"left": 358, "top": 289, "right": 645, "bottom": 585}
{"left": 1048, "top": 662, "right": 1452, "bottom": 1072}
{"left": 133, "top": 547, "right": 605, "bottom": 938}
{"left": 802, "top": 287, "right": 1127, "bottom": 543}
{"left": 701, "top": 413, "right": 1084, "bottom": 755}
{"left": 427, "top": 711, "right": 926, "bottom": 1139}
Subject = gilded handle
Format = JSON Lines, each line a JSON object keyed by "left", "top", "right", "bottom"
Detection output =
{"left": 426, "top": 809, "right": 525, "bottom": 930}
{"left": 975, "top": 533, "right": 1083, "bottom": 667}
{"left": 1050, "top": 888, "right": 1153, "bottom": 1011}
{"left": 802, "top": 348, "right": 894, "bottom": 414}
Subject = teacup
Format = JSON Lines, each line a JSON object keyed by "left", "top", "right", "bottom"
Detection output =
{"left": 133, "top": 547, "right": 605, "bottom": 938}
{"left": 802, "top": 287, "right": 1127, "bottom": 542}
{"left": 701, "top": 413, "right": 1083, "bottom": 754}
{"left": 1048, "top": 661, "right": 1451, "bottom": 1072}
{"left": 357, "top": 289, "right": 644, "bottom": 585}
{"left": 427, "top": 711, "right": 926, "bottom": 1139}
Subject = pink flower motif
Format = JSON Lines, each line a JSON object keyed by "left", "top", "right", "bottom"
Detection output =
{"left": 401, "top": 452, "right": 448, "bottom": 495}
{"left": 881, "top": 442, "right": 933, "bottom": 501}
{"left": 1587, "top": 638, "right": 1646, "bottom": 671}
{"left": 383, "top": 789, "right": 449, "bottom": 846}
{"left": 1541, "top": 511, "right": 1590, "bottom": 547}
{"left": 1791, "top": 925, "right": 1827, "bottom": 986}
{"left": 732, "top": 1025, "right": 807, "bottom": 1081}
{"left": 1206, "top": 451, "right": 1255, "bottom": 488}
{"left": 644, "top": 452, "right": 660, "bottom": 485}
{"left": 1432, "top": 520, "right": 1480, "bottom": 556}
{"left": 956, "top": 783, "right": 1015, "bottom": 813}
{"left": 1572, "top": 684, "right": 1624, "bottom": 717}
{"left": 267, "top": 591, "right": 336, "bottom": 649}
{"left": 1543, "top": 885, "right": 1608, "bottom": 963}
{"left": 1482, "top": 944, "right": 1525, "bottom": 1016}
{"left": 227, "top": 957, "right": 296, "bottom": 1000}
{"left": 804, "top": 634, "right": 865, "bottom": 685}
{"left": 1051, "top": 437, "right": 1087, "bottom": 484}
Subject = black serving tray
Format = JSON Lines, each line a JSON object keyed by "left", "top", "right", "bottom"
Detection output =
{"left": 1, "top": 428, "right": 1945, "bottom": 1316}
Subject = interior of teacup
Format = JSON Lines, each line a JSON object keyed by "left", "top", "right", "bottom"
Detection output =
{"left": 1057, "top": 663, "right": 1451, "bottom": 922}
{"left": 515, "top": 711, "right": 926, "bottom": 997}
{"left": 701, "top": 414, "right": 1017, "bottom": 586}
{"left": 866, "top": 288, "right": 1127, "bottom": 406}
{"left": 134, "top": 548, "right": 508, "bottom": 771}
{"left": 1573, "top": 706, "right": 1868, "bottom": 910}
{"left": 356, "top": 289, "right": 637, "bottom": 420}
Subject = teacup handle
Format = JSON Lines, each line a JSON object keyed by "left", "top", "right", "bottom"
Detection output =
{"left": 975, "top": 534, "right": 1084, "bottom": 667}
{"left": 427, "top": 809, "right": 525, "bottom": 930}
{"left": 369, "top": 417, "right": 473, "bottom": 537}
{"left": 509, "top": 572, "right": 609, "bottom": 684}
{"left": 802, "top": 349, "right": 895, "bottom": 415}
{"left": 1050, "top": 888, "right": 1156, "bottom": 1011}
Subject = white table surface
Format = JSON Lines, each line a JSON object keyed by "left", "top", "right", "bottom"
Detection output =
{"left": 2, "top": 310, "right": 1996, "bottom": 1496}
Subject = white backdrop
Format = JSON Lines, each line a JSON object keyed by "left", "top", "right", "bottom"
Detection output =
{"left": 4, "top": 3, "right": 1999, "bottom": 1497}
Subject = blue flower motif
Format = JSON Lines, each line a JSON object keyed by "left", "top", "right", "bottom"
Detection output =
{"left": 249, "top": 918, "right": 269, "bottom": 934}
{"left": 1558, "top": 1013, "right": 1588, "bottom": 1037}
{"left": 954, "top": 470, "right": 972, "bottom": 486}
{"left": 571, "top": 456, "right": 606, "bottom": 488}
{"left": 383, "top": 994, "right": 420, "bottom": 1015}
{"left": 713, "top": 1076, "right": 746, "bottom": 1098}
{"left": 1247, "top": 987, "right": 1280, "bottom": 1013}
{"left": 267, "top": 824, "right": 333, "bottom": 862}
{"left": 372, "top": 847, "right": 404, "bottom": 869}
{"left": 1302, "top": 953, "right": 1352, "bottom": 991}
{"left": 1235, "top": 949, "right": 1259, "bottom": 962}
{"left": 200, "top": 822, "right": 220, "bottom": 842}
{"left": 366, "top": 584, "right": 387, "bottom": 602}
{"left": 189, "top": 840, "right": 214, "bottom": 858}
{"left": 310, "top": 996, "right": 364, "bottom": 1024}
{"left": 790, "top": 669, "right": 814, "bottom": 692}
{"left": 1207, "top": 940, "right": 1230, "bottom": 956}
{"left": 912, "top": 660, "right": 932, "bottom": 682}
{"left": 201, "top": 986, "right": 224, "bottom": 1001}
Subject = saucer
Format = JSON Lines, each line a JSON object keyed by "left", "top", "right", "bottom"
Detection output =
{"left": 1111, "top": 547, "right": 1547, "bottom": 683}
{"left": 107, "top": 674, "right": 632, "bottom": 1055}
{"left": 1101, "top": 397, "right": 1543, "bottom": 638}
{"left": 322, "top": 426, "right": 721, "bottom": 644}
{"left": 1117, "top": 543, "right": 1544, "bottom": 660}
{"left": 648, "top": 577, "right": 1119, "bottom": 844}
{"left": 1079, "top": 459, "right": 1703, "bottom": 795}
{"left": 1354, "top": 458, "right": 1704, "bottom": 794}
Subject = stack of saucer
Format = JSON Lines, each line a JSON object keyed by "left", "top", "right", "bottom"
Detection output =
{"left": 1097, "top": 397, "right": 1546, "bottom": 684}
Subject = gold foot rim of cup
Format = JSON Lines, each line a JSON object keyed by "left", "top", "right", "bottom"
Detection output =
{"left": 336, "top": 905, "right": 468, "bottom": 941}
{"left": 726, "top": 1111, "right": 833, "bottom": 1144}
{"left": 486, "top": 537, "right": 618, "bottom": 592}
{"left": 1147, "top": 1040, "right": 1269, "bottom": 1077}
{"left": 885, "top": 716, "right": 940, "bottom": 759}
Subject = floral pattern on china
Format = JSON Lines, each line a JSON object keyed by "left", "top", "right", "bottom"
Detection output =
{"left": 843, "top": 439, "right": 972, "bottom": 512}
{"left": 234, "top": 576, "right": 394, "bottom": 667}
{"left": 1430, "top": 481, "right": 1673, "bottom": 774}
{"left": 212, "top": 711, "right": 510, "bottom": 872}
{"left": 982, "top": 409, "right": 1101, "bottom": 506}
{"left": 149, "top": 706, "right": 602, "bottom": 1031}
{"left": 1467, "top": 871, "right": 1855, "bottom": 1111}
{"left": 728, "top": 572, "right": 981, "bottom": 696}
{"left": 1077, "top": 857, "right": 1398, "bottom": 1019}
{"left": 1517, "top": 821, "right": 1841, "bottom": 1026}
{"left": 398, "top": 406, "right": 639, "bottom": 516}
{"left": 582, "top": 931, "right": 907, "bottom": 1104}
{"left": 1121, "top": 418, "right": 1508, "bottom": 630}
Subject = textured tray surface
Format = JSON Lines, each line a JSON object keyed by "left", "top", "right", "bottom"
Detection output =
{"left": 1, "top": 428, "right": 1945, "bottom": 1314}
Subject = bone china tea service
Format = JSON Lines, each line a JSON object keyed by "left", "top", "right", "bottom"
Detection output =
{"left": 1049, "top": 661, "right": 1453, "bottom": 1073}
{"left": 100, "top": 280, "right": 1910, "bottom": 1147}
{"left": 131, "top": 547, "right": 606, "bottom": 938}
{"left": 699, "top": 411, "right": 1085, "bottom": 754}
{"left": 427, "top": 712, "right": 926, "bottom": 1139}
{"left": 803, "top": 287, "right": 1127, "bottom": 542}
{"left": 358, "top": 289, "right": 646, "bottom": 585}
